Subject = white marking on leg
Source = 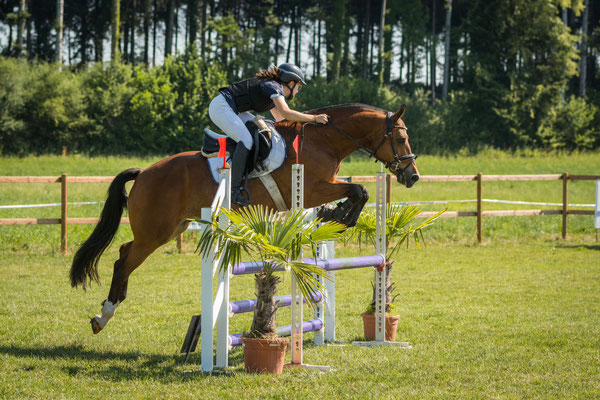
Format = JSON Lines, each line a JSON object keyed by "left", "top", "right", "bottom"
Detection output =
{"left": 94, "top": 300, "right": 120, "bottom": 329}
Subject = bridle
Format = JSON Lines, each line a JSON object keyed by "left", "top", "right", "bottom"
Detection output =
{"left": 325, "top": 112, "right": 418, "bottom": 174}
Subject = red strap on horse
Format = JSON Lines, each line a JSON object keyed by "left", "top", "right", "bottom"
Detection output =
{"left": 218, "top": 137, "right": 228, "bottom": 169}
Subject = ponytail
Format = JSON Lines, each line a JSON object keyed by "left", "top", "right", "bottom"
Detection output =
{"left": 256, "top": 66, "right": 282, "bottom": 81}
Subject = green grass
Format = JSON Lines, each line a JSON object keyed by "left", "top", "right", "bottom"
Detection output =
{"left": 1, "top": 154, "right": 599, "bottom": 398}
{"left": 0, "top": 241, "right": 599, "bottom": 399}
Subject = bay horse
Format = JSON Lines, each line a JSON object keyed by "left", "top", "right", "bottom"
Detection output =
{"left": 70, "top": 103, "right": 419, "bottom": 334}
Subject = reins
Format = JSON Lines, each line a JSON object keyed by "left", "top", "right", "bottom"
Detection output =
{"left": 300, "top": 112, "right": 417, "bottom": 174}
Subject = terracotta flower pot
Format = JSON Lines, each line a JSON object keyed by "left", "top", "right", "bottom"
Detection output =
{"left": 241, "top": 337, "right": 289, "bottom": 374}
{"left": 362, "top": 313, "right": 400, "bottom": 341}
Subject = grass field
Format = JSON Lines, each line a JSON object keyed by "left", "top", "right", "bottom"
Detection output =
{"left": 1, "top": 242, "right": 599, "bottom": 399}
{"left": 1, "top": 153, "right": 599, "bottom": 398}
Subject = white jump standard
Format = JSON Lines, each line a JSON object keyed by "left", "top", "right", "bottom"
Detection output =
{"left": 182, "top": 167, "right": 410, "bottom": 372}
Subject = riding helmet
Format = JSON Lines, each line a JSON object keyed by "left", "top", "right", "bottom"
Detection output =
{"left": 277, "top": 63, "right": 306, "bottom": 85}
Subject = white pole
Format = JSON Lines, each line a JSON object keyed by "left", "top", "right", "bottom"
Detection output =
{"left": 594, "top": 180, "right": 599, "bottom": 241}
{"left": 313, "top": 208, "right": 325, "bottom": 347}
{"left": 290, "top": 164, "right": 304, "bottom": 365}
{"left": 375, "top": 172, "right": 387, "bottom": 342}
{"left": 200, "top": 206, "right": 214, "bottom": 372}
{"left": 215, "top": 167, "right": 231, "bottom": 368}
{"left": 324, "top": 240, "right": 336, "bottom": 343}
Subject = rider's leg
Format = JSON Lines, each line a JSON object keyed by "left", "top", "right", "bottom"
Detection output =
{"left": 229, "top": 145, "right": 251, "bottom": 206}
{"left": 208, "top": 95, "right": 254, "bottom": 150}
{"left": 208, "top": 95, "right": 253, "bottom": 206}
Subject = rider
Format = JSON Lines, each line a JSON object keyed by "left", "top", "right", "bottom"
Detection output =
{"left": 208, "top": 63, "right": 329, "bottom": 206}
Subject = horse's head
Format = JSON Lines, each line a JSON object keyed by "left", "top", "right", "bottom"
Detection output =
{"left": 374, "top": 105, "right": 420, "bottom": 188}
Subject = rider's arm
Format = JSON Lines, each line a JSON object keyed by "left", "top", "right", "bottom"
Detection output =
{"left": 270, "top": 106, "right": 285, "bottom": 122}
{"left": 272, "top": 97, "right": 327, "bottom": 124}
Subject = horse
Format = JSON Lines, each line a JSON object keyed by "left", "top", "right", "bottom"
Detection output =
{"left": 69, "top": 103, "right": 420, "bottom": 334}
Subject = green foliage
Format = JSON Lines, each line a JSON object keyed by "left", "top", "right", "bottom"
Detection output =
{"left": 348, "top": 204, "right": 444, "bottom": 260}
{"left": 0, "top": 49, "right": 228, "bottom": 156}
{"left": 0, "top": 58, "right": 89, "bottom": 155}
{"left": 197, "top": 205, "right": 345, "bottom": 308}
{"left": 538, "top": 96, "right": 599, "bottom": 150}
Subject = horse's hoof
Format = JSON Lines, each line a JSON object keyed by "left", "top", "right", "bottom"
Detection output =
{"left": 90, "top": 317, "right": 103, "bottom": 334}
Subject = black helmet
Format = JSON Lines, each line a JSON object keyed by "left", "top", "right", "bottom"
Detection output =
{"left": 277, "top": 63, "right": 306, "bottom": 85}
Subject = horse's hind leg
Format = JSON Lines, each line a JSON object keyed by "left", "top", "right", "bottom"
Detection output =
{"left": 89, "top": 220, "right": 191, "bottom": 334}
{"left": 90, "top": 240, "right": 157, "bottom": 334}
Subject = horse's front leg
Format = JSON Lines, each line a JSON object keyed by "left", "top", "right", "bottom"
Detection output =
{"left": 310, "top": 181, "right": 369, "bottom": 228}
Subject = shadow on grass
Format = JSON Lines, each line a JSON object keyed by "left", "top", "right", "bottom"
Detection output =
{"left": 0, "top": 343, "right": 246, "bottom": 381}
{"left": 555, "top": 244, "right": 600, "bottom": 251}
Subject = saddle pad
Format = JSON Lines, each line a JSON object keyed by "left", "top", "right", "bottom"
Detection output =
{"left": 206, "top": 128, "right": 287, "bottom": 184}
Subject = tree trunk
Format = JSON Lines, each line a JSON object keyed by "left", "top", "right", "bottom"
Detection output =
{"left": 130, "top": 0, "right": 136, "bottom": 64}
{"left": 56, "top": 0, "right": 64, "bottom": 66}
{"left": 93, "top": 0, "right": 103, "bottom": 62}
{"left": 369, "top": 21, "right": 375, "bottom": 77}
{"left": 249, "top": 272, "right": 281, "bottom": 337}
{"left": 383, "top": 16, "right": 393, "bottom": 84}
{"left": 165, "top": 0, "right": 175, "bottom": 57}
{"left": 143, "top": 0, "right": 151, "bottom": 64}
{"left": 431, "top": 0, "right": 436, "bottom": 103}
{"left": 16, "top": 0, "right": 26, "bottom": 57}
{"left": 122, "top": 1, "right": 129, "bottom": 62}
{"left": 361, "top": 0, "right": 370, "bottom": 79}
{"left": 378, "top": 0, "right": 387, "bottom": 86}
{"left": 152, "top": 0, "right": 157, "bottom": 65}
{"left": 578, "top": 0, "right": 589, "bottom": 97}
{"left": 328, "top": 0, "right": 346, "bottom": 81}
{"left": 174, "top": 4, "right": 179, "bottom": 55}
{"left": 80, "top": 5, "right": 89, "bottom": 65}
{"left": 442, "top": 0, "right": 452, "bottom": 99}
{"left": 286, "top": 8, "right": 294, "bottom": 62}
{"left": 398, "top": 26, "right": 403, "bottom": 83}
{"left": 111, "top": 0, "right": 121, "bottom": 61}
{"left": 188, "top": 0, "right": 198, "bottom": 44}
{"left": 200, "top": 0, "right": 207, "bottom": 59}
{"left": 341, "top": 9, "right": 350, "bottom": 77}
{"left": 316, "top": 16, "right": 322, "bottom": 76}
{"left": 26, "top": 9, "right": 32, "bottom": 60}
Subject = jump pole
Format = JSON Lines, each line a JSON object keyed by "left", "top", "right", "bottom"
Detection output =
{"left": 352, "top": 172, "right": 411, "bottom": 348}
{"left": 287, "top": 163, "right": 331, "bottom": 371}
{"left": 200, "top": 166, "right": 231, "bottom": 372}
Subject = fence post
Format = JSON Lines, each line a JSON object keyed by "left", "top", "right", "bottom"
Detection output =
{"left": 562, "top": 172, "right": 569, "bottom": 240}
{"left": 61, "top": 173, "right": 68, "bottom": 255}
{"left": 386, "top": 173, "right": 392, "bottom": 205}
{"left": 477, "top": 173, "right": 482, "bottom": 243}
{"left": 177, "top": 233, "right": 183, "bottom": 253}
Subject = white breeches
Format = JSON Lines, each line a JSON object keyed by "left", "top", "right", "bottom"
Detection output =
{"left": 208, "top": 94, "right": 255, "bottom": 151}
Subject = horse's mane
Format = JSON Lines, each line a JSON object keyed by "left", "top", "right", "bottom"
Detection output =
{"left": 306, "top": 103, "right": 386, "bottom": 115}
{"left": 275, "top": 103, "right": 385, "bottom": 131}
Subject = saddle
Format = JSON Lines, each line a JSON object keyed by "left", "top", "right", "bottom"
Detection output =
{"left": 201, "top": 116, "right": 274, "bottom": 177}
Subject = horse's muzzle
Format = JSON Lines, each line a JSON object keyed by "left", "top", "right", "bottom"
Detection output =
{"left": 396, "top": 164, "right": 420, "bottom": 188}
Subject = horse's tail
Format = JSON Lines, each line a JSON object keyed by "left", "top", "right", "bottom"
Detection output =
{"left": 70, "top": 168, "right": 142, "bottom": 289}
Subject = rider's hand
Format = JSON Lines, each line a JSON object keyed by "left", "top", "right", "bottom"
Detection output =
{"left": 314, "top": 114, "right": 329, "bottom": 124}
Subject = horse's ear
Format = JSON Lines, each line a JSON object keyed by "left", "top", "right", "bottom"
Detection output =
{"left": 392, "top": 104, "right": 406, "bottom": 122}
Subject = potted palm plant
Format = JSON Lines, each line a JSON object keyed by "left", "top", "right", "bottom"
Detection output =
{"left": 197, "top": 205, "right": 344, "bottom": 373}
{"left": 349, "top": 204, "right": 445, "bottom": 341}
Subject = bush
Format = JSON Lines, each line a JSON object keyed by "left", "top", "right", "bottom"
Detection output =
{"left": 0, "top": 58, "right": 88, "bottom": 155}
{"left": 537, "top": 96, "right": 599, "bottom": 150}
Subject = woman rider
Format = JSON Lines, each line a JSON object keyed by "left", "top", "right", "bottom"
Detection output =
{"left": 208, "top": 63, "right": 329, "bottom": 206}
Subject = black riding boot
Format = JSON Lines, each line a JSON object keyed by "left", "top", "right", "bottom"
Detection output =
{"left": 230, "top": 145, "right": 251, "bottom": 206}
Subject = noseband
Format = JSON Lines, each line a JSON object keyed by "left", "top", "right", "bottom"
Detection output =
{"left": 326, "top": 112, "right": 418, "bottom": 174}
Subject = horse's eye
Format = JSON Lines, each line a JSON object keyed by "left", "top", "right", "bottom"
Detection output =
{"left": 397, "top": 137, "right": 406, "bottom": 145}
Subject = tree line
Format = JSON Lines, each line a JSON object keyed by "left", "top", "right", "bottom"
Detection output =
{"left": 0, "top": 0, "right": 599, "bottom": 155}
